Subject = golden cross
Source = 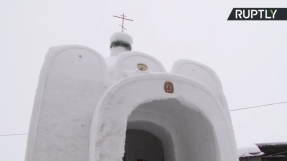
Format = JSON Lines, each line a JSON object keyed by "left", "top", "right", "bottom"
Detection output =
{"left": 113, "top": 13, "right": 133, "bottom": 32}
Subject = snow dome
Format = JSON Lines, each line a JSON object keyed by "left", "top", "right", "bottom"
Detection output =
{"left": 25, "top": 32, "right": 238, "bottom": 161}
{"left": 110, "top": 32, "right": 133, "bottom": 56}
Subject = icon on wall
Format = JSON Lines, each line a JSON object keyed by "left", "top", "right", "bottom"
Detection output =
{"left": 164, "top": 81, "right": 174, "bottom": 93}
{"left": 137, "top": 63, "right": 148, "bottom": 71}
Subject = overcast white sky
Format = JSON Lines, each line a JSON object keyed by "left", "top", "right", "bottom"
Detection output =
{"left": 1, "top": 0, "right": 287, "bottom": 160}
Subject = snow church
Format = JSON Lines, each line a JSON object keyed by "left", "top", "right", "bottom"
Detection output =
{"left": 25, "top": 31, "right": 239, "bottom": 161}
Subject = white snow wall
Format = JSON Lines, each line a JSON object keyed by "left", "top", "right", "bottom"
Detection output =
{"left": 25, "top": 45, "right": 238, "bottom": 161}
{"left": 25, "top": 45, "right": 108, "bottom": 161}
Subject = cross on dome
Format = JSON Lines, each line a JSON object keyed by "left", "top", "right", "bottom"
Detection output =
{"left": 113, "top": 13, "right": 133, "bottom": 32}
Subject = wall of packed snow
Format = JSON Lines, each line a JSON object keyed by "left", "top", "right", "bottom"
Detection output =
{"left": 25, "top": 46, "right": 108, "bottom": 161}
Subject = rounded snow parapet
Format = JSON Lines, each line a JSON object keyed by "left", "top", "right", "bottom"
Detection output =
{"left": 171, "top": 59, "right": 228, "bottom": 110}
{"left": 110, "top": 32, "right": 133, "bottom": 57}
{"left": 112, "top": 51, "right": 166, "bottom": 82}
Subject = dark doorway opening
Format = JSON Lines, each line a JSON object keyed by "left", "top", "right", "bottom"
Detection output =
{"left": 123, "top": 129, "right": 165, "bottom": 161}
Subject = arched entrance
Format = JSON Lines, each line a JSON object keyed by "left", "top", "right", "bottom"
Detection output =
{"left": 124, "top": 99, "right": 217, "bottom": 161}
{"left": 89, "top": 74, "right": 238, "bottom": 161}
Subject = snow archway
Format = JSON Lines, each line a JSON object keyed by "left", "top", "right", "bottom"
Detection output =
{"left": 89, "top": 74, "right": 238, "bottom": 161}
{"left": 126, "top": 98, "right": 221, "bottom": 161}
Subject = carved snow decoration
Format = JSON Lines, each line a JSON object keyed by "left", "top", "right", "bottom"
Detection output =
{"left": 164, "top": 81, "right": 174, "bottom": 93}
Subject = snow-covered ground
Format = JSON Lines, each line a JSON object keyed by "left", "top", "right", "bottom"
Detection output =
{"left": 237, "top": 142, "right": 264, "bottom": 158}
